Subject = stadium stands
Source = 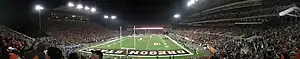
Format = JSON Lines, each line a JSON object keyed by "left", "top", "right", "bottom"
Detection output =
{"left": 0, "top": 25, "right": 35, "bottom": 59}
{"left": 173, "top": 18, "right": 300, "bottom": 58}
{"left": 41, "top": 20, "right": 116, "bottom": 57}
{"left": 44, "top": 20, "right": 114, "bottom": 44}
{"left": 176, "top": 0, "right": 300, "bottom": 58}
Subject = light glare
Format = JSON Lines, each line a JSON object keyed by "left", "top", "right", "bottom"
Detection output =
{"left": 104, "top": 15, "right": 109, "bottom": 19}
{"left": 91, "top": 7, "right": 96, "bottom": 12}
{"left": 35, "top": 5, "right": 44, "bottom": 11}
{"left": 187, "top": 0, "right": 196, "bottom": 6}
{"left": 111, "top": 16, "right": 116, "bottom": 19}
{"left": 77, "top": 4, "right": 83, "bottom": 9}
{"left": 174, "top": 14, "right": 180, "bottom": 18}
{"left": 85, "top": 6, "right": 90, "bottom": 10}
{"left": 68, "top": 2, "right": 75, "bottom": 7}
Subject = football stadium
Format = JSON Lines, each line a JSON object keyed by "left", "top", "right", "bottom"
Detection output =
{"left": 1, "top": 0, "right": 300, "bottom": 59}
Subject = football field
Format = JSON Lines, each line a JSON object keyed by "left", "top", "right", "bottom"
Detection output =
{"left": 78, "top": 34, "right": 204, "bottom": 59}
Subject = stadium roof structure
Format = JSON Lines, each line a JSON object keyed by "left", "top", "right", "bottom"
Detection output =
{"left": 279, "top": 6, "right": 300, "bottom": 17}
{"left": 53, "top": 5, "right": 100, "bottom": 15}
{"left": 189, "top": 0, "right": 262, "bottom": 17}
{"left": 180, "top": 3, "right": 300, "bottom": 26}
{"left": 189, "top": 14, "right": 276, "bottom": 24}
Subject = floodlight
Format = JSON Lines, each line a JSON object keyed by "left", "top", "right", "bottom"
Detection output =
{"left": 68, "top": 2, "right": 75, "bottom": 7}
{"left": 111, "top": 16, "right": 116, "bottom": 19}
{"left": 35, "top": 5, "right": 44, "bottom": 11}
{"left": 91, "top": 7, "right": 96, "bottom": 12}
{"left": 104, "top": 15, "right": 109, "bottom": 19}
{"left": 77, "top": 4, "right": 83, "bottom": 9}
{"left": 174, "top": 14, "right": 180, "bottom": 18}
{"left": 85, "top": 6, "right": 90, "bottom": 10}
{"left": 187, "top": 0, "right": 196, "bottom": 6}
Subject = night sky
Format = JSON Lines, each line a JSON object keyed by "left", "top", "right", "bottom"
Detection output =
{"left": 0, "top": 0, "right": 184, "bottom": 34}
{"left": 46, "top": 0, "right": 184, "bottom": 25}
{"left": 91, "top": 0, "right": 185, "bottom": 25}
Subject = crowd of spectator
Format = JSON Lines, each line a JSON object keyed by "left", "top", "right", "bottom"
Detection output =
{"left": 44, "top": 20, "right": 114, "bottom": 45}
{"left": 42, "top": 20, "right": 117, "bottom": 57}
{"left": 173, "top": 20, "right": 300, "bottom": 58}
{"left": 0, "top": 25, "right": 35, "bottom": 59}
{"left": 0, "top": 20, "right": 109, "bottom": 59}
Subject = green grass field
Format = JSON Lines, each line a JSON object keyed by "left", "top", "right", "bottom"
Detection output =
{"left": 78, "top": 34, "right": 205, "bottom": 59}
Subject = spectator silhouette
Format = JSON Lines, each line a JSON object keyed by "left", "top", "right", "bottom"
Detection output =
{"left": 91, "top": 50, "right": 103, "bottom": 59}
{"left": 47, "top": 47, "right": 63, "bottom": 59}
{"left": 24, "top": 42, "right": 46, "bottom": 59}
{"left": 68, "top": 53, "right": 80, "bottom": 59}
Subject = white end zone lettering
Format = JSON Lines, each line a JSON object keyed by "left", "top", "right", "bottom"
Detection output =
{"left": 80, "top": 49, "right": 190, "bottom": 56}
{"left": 167, "top": 51, "right": 177, "bottom": 54}
{"left": 101, "top": 49, "right": 108, "bottom": 53}
{"left": 149, "top": 51, "right": 157, "bottom": 55}
{"left": 129, "top": 51, "right": 139, "bottom": 55}
{"left": 158, "top": 51, "right": 167, "bottom": 55}
{"left": 140, "top": 51, "right": 148, "bottom": 55}
{"left": 115, "top": 50, "right": 124, "bottom": 54}
{"left": 176, "top": 50, "right": 186, "bottom": 54}
{"left": 107, "top": 50, "right": 115, "bottom": 53}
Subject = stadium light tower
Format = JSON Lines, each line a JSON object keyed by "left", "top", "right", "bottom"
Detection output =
{"left": 111, "top": 16, "right": 116, "bottom": 19}
{"left": 174, "top": 14, "right": 180, "bottom": 18}
{"left": 68, "top": 2, "right": 75, "bottom": 7}
{"left": 104, "top": 15, "right": 109, "bottom": 28}
{"left": 76, "top": 4, "right": 83, "bottom": 9}
{"left": 173, "top": 14, "right": 180, "bottom": 30}
{"left": 35, "top": 5, "right": 44, "bottom": 29}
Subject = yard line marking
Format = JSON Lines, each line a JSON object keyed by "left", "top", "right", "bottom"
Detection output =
{"left": 78, "top": 35, "right": 134, "bottom": 52}
{"left": 145, "top": 34, "right": 153, "bottom": 50}
{"left": 159, "top": 35, "right": 168, "bottom": 50}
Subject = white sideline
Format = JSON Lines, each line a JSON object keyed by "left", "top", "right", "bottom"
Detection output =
{"left": 164, "top": 35, "right": 194, "bottom": 56}
{"left": 145, "top": 34, "right": 153, "bottom": 50}
{"left": 78, "top": 36, "right": 127, "bottom": 53}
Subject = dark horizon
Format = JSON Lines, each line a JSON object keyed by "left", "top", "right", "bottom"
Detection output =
{"left": 0, "top": 0, "right": 183, "bottom": 27}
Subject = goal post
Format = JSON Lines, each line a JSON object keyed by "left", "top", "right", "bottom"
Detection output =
{"left": 119, "top": 26, "right": 122, "bottom": 49}
{"left": 119, "top": 26, "right": 166, "bottom": 50}
{"left": 120, "top": 26, "right": 137, "bottom": 50}
{"left": 133, "top": 25, "right": 136, "bottom": 49}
